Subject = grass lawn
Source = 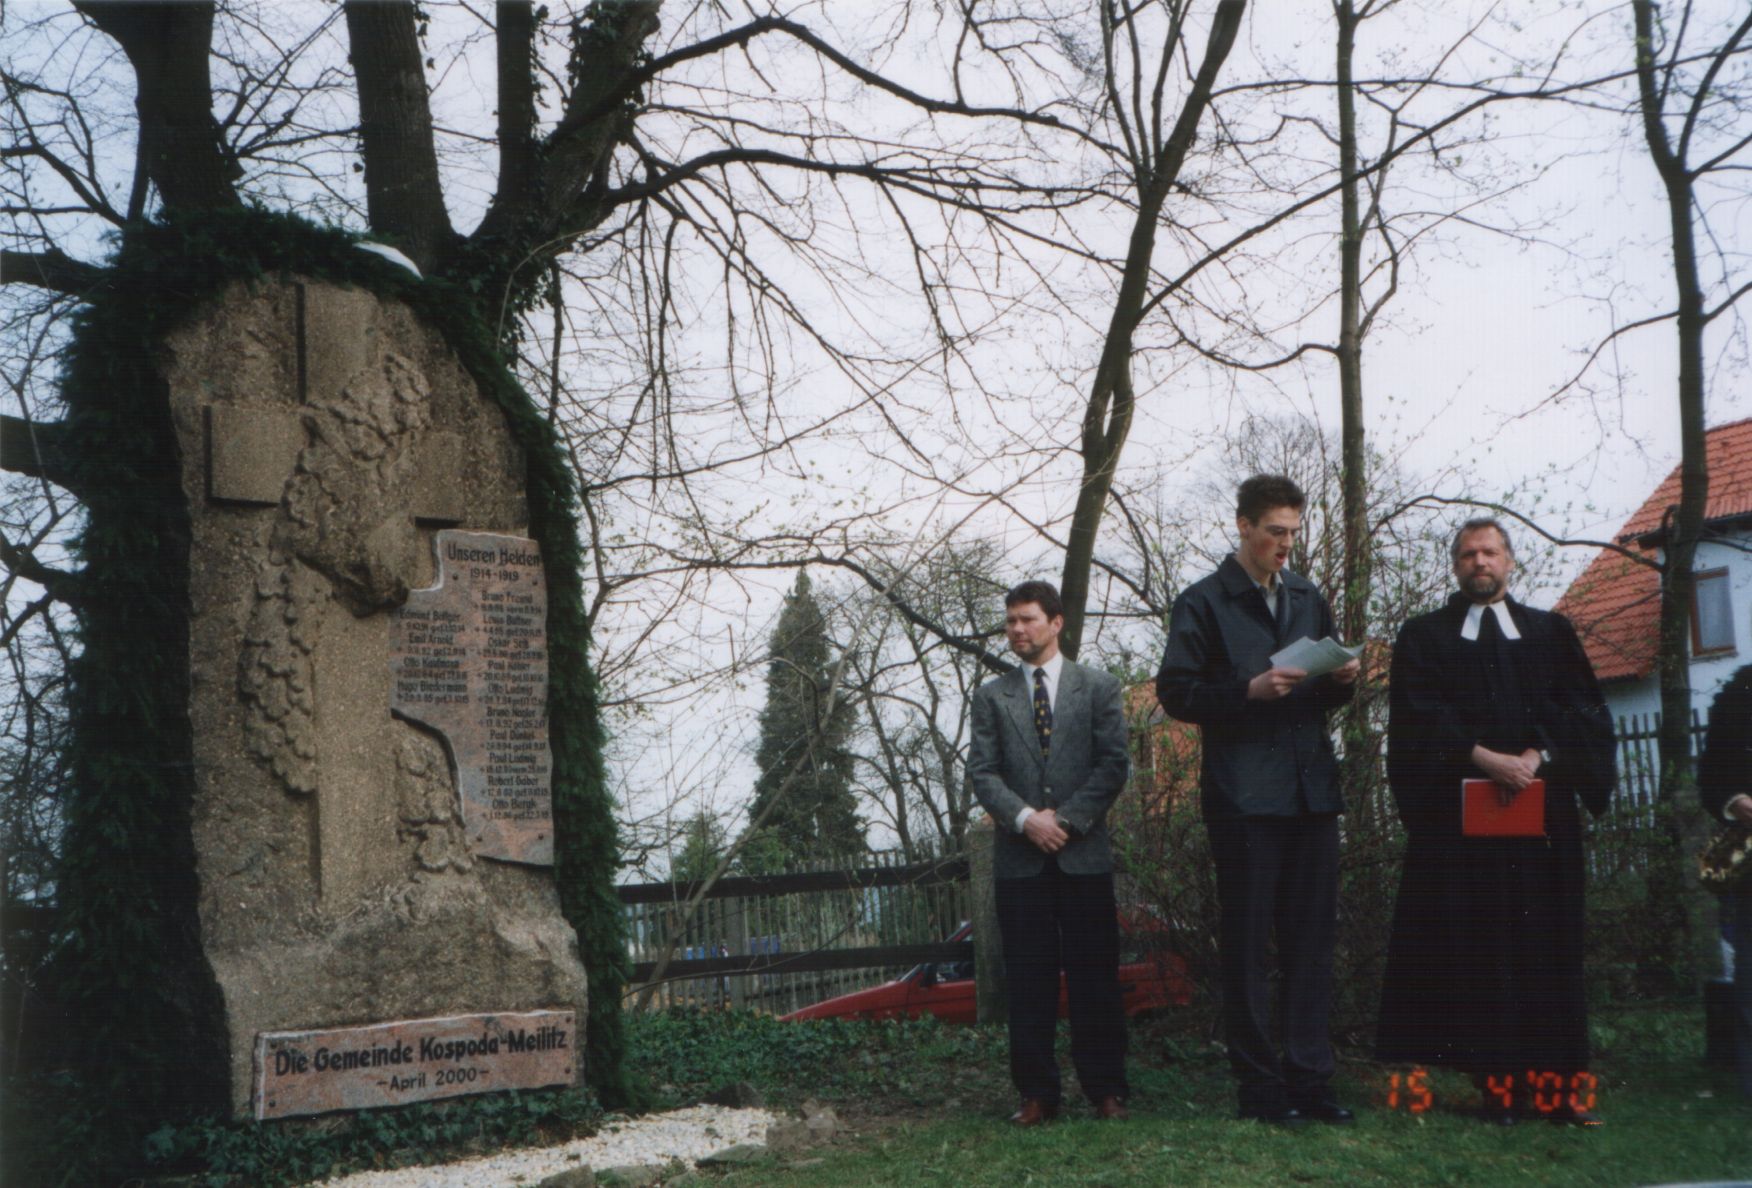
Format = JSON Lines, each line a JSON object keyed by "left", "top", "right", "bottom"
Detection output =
{"left": 632, "top": 1004, "right": 1751, "bottom": 1187}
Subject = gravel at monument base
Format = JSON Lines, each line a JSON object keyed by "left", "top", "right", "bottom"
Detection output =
{"left": 320, "top": 1104, "right": 782, "bottom": 1186}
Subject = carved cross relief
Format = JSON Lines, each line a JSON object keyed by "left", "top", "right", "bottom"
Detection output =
{"left": 204, "top": 282, "right": 544, "bottom": 904}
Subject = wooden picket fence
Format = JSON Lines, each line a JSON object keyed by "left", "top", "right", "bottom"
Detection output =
{"left": 618, "top": 851, "right": 972, "bottom": 1015}
{"left": 1587, "top": 710, "right": 1708, "bottom": 875}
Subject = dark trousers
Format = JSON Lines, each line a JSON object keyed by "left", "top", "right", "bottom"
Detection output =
{"left": 1206, "top": 814, "right": 1339, "bottom": 1112}
{"left": 1731, "top": 883, "right": 1752, "bottom": 1099}
{"left": 994, "top": 863, "right": 1128, "bottom": 1105}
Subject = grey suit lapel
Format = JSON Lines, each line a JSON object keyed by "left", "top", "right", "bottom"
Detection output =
{"left": 1000, "top": 667, "right": 1046, "bottom": 770}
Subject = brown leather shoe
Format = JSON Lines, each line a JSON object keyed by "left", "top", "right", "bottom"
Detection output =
{"left": 1009, "top": 1099, "right": 1059, "bottom": 1127}
{"left": 1095, "top": 1096, "right": 1129, "bottom": 1120}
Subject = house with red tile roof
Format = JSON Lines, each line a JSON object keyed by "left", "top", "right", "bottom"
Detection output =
{"left": 1123, "top": 682, "right": 1200, "bottom": 810}
{"left": 1555, "top": 417, "right": 1752, "bottom": 724}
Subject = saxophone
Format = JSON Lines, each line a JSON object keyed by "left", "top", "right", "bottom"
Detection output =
{"left": 1697, "top": 821, "right": 1752, "bottom": 892}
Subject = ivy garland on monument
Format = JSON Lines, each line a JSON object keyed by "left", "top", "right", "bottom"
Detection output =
{"left": 47, "top": 208, "right": 629, "bottom": 1153}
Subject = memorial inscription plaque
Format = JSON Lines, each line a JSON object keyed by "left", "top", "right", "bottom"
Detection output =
{"left": 390, "top": 530, "right": 553, "bottom": 864}
{"left": 254, "top": 1009, "right": 576, "bottom": 1119}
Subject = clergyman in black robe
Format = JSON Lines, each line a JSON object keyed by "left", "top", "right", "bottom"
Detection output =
{"left": 1376, "top": 517, "right": 1616, "bottom": 1123}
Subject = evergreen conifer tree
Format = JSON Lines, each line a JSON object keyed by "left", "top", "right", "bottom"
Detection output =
{"left": 746, "top": 572, "right": 863, "bottom": 867}
{"left": 672, "top": 812, "right": 728, "bottom": 884}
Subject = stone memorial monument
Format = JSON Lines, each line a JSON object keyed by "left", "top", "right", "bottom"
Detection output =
{"left": 162, "top": 277, "right": 588, "bottom": 1117}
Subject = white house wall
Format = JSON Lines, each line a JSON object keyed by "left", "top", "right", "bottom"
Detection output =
{"left": 1595, "top": 533, "right": 1752, "bottom": 728}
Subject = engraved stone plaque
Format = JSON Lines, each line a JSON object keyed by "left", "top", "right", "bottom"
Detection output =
{"left": 253, "top": 1009, "right": 576, "bottom": 1119}
{"left": 390, "top": 530, "right": 553, "bottom": 864}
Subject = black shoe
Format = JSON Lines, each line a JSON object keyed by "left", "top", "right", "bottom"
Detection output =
{"left": 1292, "top": 1100, "right": 1355, "bottom": 1125}
{"left": 1239, "top": 1105, "right": 1309, "bottom": 1127}
{"left": 1478, "top": 1094, "right": 1523, "bottom": 1125}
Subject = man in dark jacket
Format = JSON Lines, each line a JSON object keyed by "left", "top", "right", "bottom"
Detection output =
{"left": 1697, "top": 665, "right": 1752, "bottom": 1100}
{"left": 1156, "top": 474, "right": 1358, "bottom": 1124}
{"left": 1375, "top": 517, "right": 1615, "bottom": 1124}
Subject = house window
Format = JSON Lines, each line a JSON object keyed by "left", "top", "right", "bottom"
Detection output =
{"left": 1691, "top": 568, "right": 1735, "bottom": 655}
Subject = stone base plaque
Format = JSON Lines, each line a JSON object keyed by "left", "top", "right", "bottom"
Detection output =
{"left": 254, "top": 1009, "right": 577, "bottom": 1119}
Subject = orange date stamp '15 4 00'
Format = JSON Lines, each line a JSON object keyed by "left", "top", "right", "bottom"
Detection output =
{"left": 1380, "top": 1067, "right": 1601, "bottom": 1115}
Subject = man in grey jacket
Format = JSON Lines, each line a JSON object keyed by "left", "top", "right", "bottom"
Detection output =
{"left": 968, "top": 580, "right": 1131, "bottom": 1126}
{"left": 1156, "top": 474, "right": 1358, "bottom": 1125}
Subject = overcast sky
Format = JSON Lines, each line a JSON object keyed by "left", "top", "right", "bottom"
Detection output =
{"left": 570, "top": 0, "right": 1749, "bottom": 864}
{"left": 3, "top": 0, "right": 1745, "bottom": 867}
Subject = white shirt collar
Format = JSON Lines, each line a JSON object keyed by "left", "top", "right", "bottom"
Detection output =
{"left": 1461, "top": 600, "right": 1521, "bottom": 641}
{"left": 1031, "top": 652, "right": 1065, "bottom": 706}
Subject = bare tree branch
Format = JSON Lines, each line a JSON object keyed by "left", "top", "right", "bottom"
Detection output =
{"left": 0, "top": 250, "right": 104, "bottom": 296}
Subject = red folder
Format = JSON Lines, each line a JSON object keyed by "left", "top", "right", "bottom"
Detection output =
{"left": 1461, "top": 779, "right": 1545, "bottom": 837}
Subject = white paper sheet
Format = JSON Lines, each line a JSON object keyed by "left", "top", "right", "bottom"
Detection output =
{"left": 1268, "top": 635, "right": 1363, "bottom": 678}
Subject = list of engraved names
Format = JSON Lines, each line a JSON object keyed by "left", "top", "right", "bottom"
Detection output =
{"left": 390, "top": 531, "right": 553, "bottom": 864}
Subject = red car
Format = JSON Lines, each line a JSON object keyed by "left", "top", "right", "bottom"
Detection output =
{"left": 780, "top": 914, "right": 1194, "bottom": 1024}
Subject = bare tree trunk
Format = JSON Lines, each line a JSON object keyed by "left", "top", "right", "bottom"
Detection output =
{"left": 1335, "top": 0, "right": 1368, "bottom": 651}
{"left": 471, "top": 0, "right": 662, "bottom": 298}
{"left": 494, "top": 1, "right": 538, "bottom": 206}
{"left": 73, "top": 2, "right": 239, "bottom": 214}
{"left": 1058, "top": 0, "right": 1248, "bottom": 658}
{"left": 343, "top": 1, "right": 455, "bottom": 271}
{"left": 1632, "top": 0, "right": 1731, "bottom": 983}
{"left": 1330, "top": 0, "right": 1389, "bottom": 838}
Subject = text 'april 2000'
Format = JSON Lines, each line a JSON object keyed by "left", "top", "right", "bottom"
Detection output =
{"left": 254, "top": 1011, "right": 576, "bottom": 1120}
